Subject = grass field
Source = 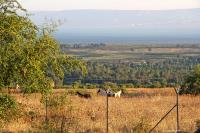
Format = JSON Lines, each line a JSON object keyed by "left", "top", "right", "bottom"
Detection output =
{"left": 1, "top": 88, "right": 200, "bottom": 133}
{"left": 63, "top": 44, "right": 200, "bottom": 63}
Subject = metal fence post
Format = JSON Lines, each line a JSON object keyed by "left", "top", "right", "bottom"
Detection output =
{"left": 45, "top": 95, "right": 48, "bottom": 123}
{"left": 175, "top": 87, "right": 180, "bottom": 132}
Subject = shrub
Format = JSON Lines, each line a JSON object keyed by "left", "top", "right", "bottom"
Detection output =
{"left": 84, "top": 83, "right": 97, "bottom": 89}
{"left": 0, "top": 94, "right": 17, "bottom": 121}
{"left": 102, "top": 82, "right": 119, "bottom": 92}
{"left": 72, "top": 81, "right": 81, "bottom": 89}
{"left": 38, "top": 93, "right": 78, "bottom": 132}
{"left": 125, "top": 83, "right": 135, "bottom": 88}
{"left": 134, "top": 81, "right": 142, "bottom": 88}
{"left": 41, "top": 93, "right": 71, "bottom": 110}
{"left": 151, "top": 81, "right": 162, "bottom": 88}
{"left": 119, "top": 84, "right": 128, "bottom": 93}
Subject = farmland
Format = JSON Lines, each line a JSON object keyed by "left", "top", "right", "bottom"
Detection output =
{"left": 61, "top": 44, "right": 200, "bottom": 87}
{"left": 2, "top": 88, "right": 200, "bottom": 133}
{"left": 61, "top": 44, "right": 200, "bottom": 63}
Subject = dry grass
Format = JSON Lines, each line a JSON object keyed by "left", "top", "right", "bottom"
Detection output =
{"left": 1, "top": 88, "right": 200, "bottom": 133}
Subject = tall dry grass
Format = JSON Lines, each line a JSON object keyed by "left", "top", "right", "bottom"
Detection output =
{"left": 1, "top": 88, "right": 200, "bottom": 133}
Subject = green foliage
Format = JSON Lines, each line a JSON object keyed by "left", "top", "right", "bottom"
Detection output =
{"left": 103, "top": 82, "right": 118, "bottom": 90}
{"left": 72, "top": 81, "right": 81, "bottom": 89}
{"left": 84, "top": 83, "right": 97, "bottom": 89}
{"left": 151, "top": 81, "right": 162, "bottom": 88}
{"left": 0, "top": 0, "right": 87, "bottom": 94}
{"left": 124, "top": 83, "right": 135, "bottom": 88}
{"left": 0, "top": 94, "right": 17, "bottom": 120}
{"left": 64, "top": 54, "right": 200, "bottom": 88}
{"left": 41, "top": 93, "right": 71, "bottom": 111}
{"left": 119, "top": 84, "right": 127, "bottom": 93}
{"left": 101, "top": 82, "right": 126, "bottom": 92}
{"left": 180, "top": 64, "right": 200, "bottom": 95}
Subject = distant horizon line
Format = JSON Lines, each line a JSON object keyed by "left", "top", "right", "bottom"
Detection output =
{"left": 30, "top": 7, "right": 200, "bottom": 12}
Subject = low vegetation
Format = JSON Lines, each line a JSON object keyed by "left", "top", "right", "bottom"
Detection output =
{"left": 0, "top": 88, "right": 200, "bottom": 132}
{"left": 0, "top": 94, "right": 17, "bottom": 121}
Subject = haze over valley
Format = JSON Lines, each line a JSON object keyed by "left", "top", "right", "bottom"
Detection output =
{"left": 30, "top": 9, "right": 200, "bottom": 44}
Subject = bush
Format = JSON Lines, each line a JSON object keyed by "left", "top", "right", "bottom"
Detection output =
{"left": 0, "top": 94, "right": 17, "bottom": 121}
{"left": 134, "top": 81, "right": 142, "bottom": 88}
{"left": 125, "top": 83, "right": 134, "bottom": 88}
{"left": 41, "top": 93, "right": 71, "bottom": 110}
{"left": 102, "top": 82, "right": 119, "bottom": 92}
{"left": 151, "top": 81, "right": 162, "bottom": 88}
{"left": 84, "top": 83, "right": 97, "bottom": 89}
{"left": 38, "top": 93, "right": 78, "bottom": 132}
{"left": 72, "top": 81, "right": 81, "bottom": 89}
{"left": 119, "top": 84, "right": 128, "bottom": 93}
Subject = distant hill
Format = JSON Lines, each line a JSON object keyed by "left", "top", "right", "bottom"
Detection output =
{"left": 30, "top": 9, "right": 200, "bottom": 44}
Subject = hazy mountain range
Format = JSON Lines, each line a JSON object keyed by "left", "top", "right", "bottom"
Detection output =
{"left": 30, "top": 9, "right": 200, "bottom": 44}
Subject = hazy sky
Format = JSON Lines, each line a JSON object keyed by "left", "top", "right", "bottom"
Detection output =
{"left": 18, "top": 0, "right": 200, "bottom": 11}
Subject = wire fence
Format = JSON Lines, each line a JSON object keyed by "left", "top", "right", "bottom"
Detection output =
{"left": 43, "top": 82, "right": 181, "bottom": 133}
{"left": 149, "top": 87, "right": 180, "bottom": 133}
{"left": 103, "top": 87, "right": 180, "bottom": 133}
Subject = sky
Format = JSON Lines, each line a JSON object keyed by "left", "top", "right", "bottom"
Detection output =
{"left": 18, "top": 0, "right": 200, "bottom": 11}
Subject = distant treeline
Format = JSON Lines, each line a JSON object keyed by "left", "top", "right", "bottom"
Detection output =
{"left": 60, "top": 43, "right": 106, "bottom": 49}
{"left": 63, "top": 56, "right": 200, "bottom": 88}
{"left": 60, "top": 43, "right": 200, "bottom": 50}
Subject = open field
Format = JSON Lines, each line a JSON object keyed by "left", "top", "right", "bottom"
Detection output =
{"left": 62, "top": 44, "right": 200, "bottom": 63}
{"left": 1, "top": 88, "right": 200, "bottom": 133}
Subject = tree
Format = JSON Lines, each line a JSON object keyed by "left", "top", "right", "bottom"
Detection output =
{"left": 179, "top": 64, "right": 200, "bottom": 95}
{"left": 0, "top": 0, "right": 87, "bottom": 94}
